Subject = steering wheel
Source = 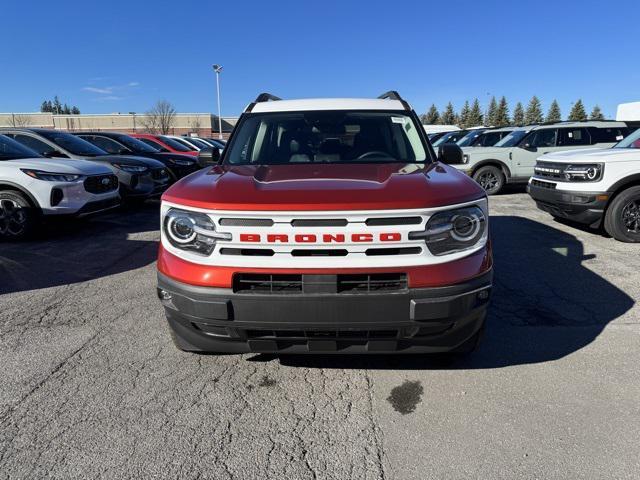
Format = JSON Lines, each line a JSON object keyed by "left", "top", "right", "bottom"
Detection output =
{"left": 356, "top": 151, "right": 389, "bottom": 160}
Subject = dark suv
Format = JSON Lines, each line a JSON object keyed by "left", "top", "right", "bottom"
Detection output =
{"left": 73, "top": 132, "right": 200, "bottom": 181}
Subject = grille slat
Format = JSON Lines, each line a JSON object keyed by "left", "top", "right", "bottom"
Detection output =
{"left": 83, "top": 174, "right": 118, "bottom": 194}
{"left": 233, "top": 273, "right": 407, "bottom": 294}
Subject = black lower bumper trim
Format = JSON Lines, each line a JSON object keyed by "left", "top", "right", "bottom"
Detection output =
{"left": 158, "top": 270, "right": 492, "bottom": 354}
{"left": 528, "top": 183, "right": 609, "bottom": 227}
{"left": 75, "top": 196, "right": 121, "bottom": 216}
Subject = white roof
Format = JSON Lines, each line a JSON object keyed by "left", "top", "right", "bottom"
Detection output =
{"left": 249, "top": 98, "right": 406, "bottom": 113}
{"left": 616, "top": 101, "right": 640, "bottom": 121}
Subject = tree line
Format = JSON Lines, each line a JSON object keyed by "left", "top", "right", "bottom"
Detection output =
{"left": 420, "top": 96, "right": 605, "bottom": 128}
{"left": 40, "top": 96, "right": 81, "bottom": 115}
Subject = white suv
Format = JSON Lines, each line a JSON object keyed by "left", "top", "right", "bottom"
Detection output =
{"left": 452, "top": 121, "right": 629, "bottom": 194}
{"left": 0, "top": 134, "right": 119, "bottom": 240}
{"left": 529, "top": 127, "right": 640, "bottom": 242}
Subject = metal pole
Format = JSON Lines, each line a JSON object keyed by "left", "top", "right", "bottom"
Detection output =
{"left": 215, "top": 70, "right": 223, "bottom": 140}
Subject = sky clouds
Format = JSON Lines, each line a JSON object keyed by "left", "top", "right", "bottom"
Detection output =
{"left": 82, "top": 81, "right": 140, "bottom": 101}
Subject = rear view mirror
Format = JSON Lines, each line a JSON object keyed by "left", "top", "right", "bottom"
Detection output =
{"left": 197, "top": 147, "right": 221, "bottom": 168}
{"left": 437, "top": 143, "right": 464, "bottom": 165}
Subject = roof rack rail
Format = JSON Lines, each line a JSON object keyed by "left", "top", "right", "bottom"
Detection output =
{"left": 254, "top": 93, "right": 282, "bottom": 103}
{"left": 377, "top": 90, "right": 412, "bottom": 111}
{"left": 377, "top": 91, "right": 403, "bottom": 101}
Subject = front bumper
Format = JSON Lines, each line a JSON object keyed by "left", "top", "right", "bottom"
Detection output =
{"left": 528, "top": 180, "right": 609, "bottom": 227}
{"left": 119, "top": 171, "right": 170, "bottom": 198}
{"left": 157, "top": 270, "right": 492, "bottom": 354}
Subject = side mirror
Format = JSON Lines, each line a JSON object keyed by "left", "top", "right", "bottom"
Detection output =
{"left": 437, "top": 143, "right": 464, "bottom": 165}
{"left": 521, "top": 143, "right": 537, "bottom": 152}
{"left": 197, "top": 147, "right": 221, "bottom": 168}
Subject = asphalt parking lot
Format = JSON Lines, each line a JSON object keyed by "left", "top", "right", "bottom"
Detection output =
{"left": 1, "top": 190, "right": 639, "bottom": 479}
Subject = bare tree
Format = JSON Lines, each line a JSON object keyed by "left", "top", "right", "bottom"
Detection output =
{"left": 141, "top": 100, "right": 176, "bottom": 134}
{"left": 190, "top": 117, "right": 202, "bottom": 132}
{"left": 9, "top": 114, "right": 31, "bottom": 127}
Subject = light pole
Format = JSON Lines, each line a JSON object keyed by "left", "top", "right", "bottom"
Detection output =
{"left": 213, "top": 64, "right": 223, "bottom": 139}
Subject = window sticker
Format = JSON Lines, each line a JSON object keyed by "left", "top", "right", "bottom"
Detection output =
{"left": 391, "top": 117, "right": 406, "bottom": 124}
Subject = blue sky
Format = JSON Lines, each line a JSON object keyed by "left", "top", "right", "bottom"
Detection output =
{"left": 3, "top": 0, "right": 640, "bottom": 119}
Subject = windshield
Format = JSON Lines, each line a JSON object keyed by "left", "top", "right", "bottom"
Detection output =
{"left": 38, "top": 130, "right": 106, "bottom": 156}
{"left": 432, "top": 130, "right": 467, "bottom": 147}
{"left": 614, "top": 128, "right": 640, "bottom": 149}
{"left": 187, "top": 138, "right": 211, "bottom": 149}
{"left": 495, "top": 130, "right": 529, "bottom": 147}
{"left": 225, "top": 111, "right": 429, "bottom": 165}
{"left": 0, "top": 134, "right": 42, "bottom": 160}
{"left": 457, "top": 130, "right": 485, "bottom": 147}
{"left": 159, "top": 136, "right": 193, "bottom": 152}
{"left": 116, "top": 134, "right": 160, "bottom": 153}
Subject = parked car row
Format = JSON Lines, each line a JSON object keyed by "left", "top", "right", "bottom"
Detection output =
{"left": 0, "top": 128, "right": 223, "bottom": 240}
{"left": 436, "top": 120, "right": 630, "bottom": 194}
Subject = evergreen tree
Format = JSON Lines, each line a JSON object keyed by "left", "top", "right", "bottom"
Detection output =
{"left": 467, "top": 98, "right": 483, "bottom": 126}
{"left": 440, "top": 102, "right": 457, "bottom": 125}
{"left": 494, "top": 96, "right": 510, "bottom": 127}
{"left": 512, "top": 102, "right": 525, "bottom": 126}
{"left": 52, "top": 96, "right": 63, "bottom": 114}
{"left": 568, "top": 99, "right": 587, "bottom": 121}
{"left": 525, "top": 96, "right": 543, "bottom": 124}
{"left": 546, "top": 100, "right": 562, "bottom": 123}
{"left": 589, "top": 104, "right": 605, "bottom": 121}
{"left": 40, "top": 101, "right": 50, "bottom": 113}
{"left": 62, "top": 103, "right": 71, "bottom": 115}
{"left": 458, "top": 100, "right": 471, "bottom": 128}
{"left": 423, "top": 104, "right": 440, "bottom": 124}
{"left": 71, "top": 106, "right": 81, "bottom": 115}
{"left": 486, "top": 96, "right": 498, "bottom": 126}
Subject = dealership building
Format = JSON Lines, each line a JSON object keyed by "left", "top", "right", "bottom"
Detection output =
{"left": 0, "top": 112, "right": 237, "bottom": 139}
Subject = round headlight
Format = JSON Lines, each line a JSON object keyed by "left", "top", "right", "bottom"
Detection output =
{"left": 586, "top": 167, "right": 598, "bottom": 180}
{"left": 450, "top": 212, "right": 482, "bottom": 241}
{"left": 167, "top": 215, "right": 197, "bottom": 244}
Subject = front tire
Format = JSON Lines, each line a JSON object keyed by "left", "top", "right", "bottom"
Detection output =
{"left": 0, "top": 190, "right": 38, "bottom": 241}
{"left": 604, "top": 186, "right": 640, "bottom": 242}
{"left": 473, "top": 166, "right": 505, "bottom": 195}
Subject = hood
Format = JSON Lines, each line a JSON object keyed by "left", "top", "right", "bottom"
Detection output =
{"left": 541, "top": 147, "right": 637, "bottom": 163}
{"left": 96, "top": 154, "right": 165, "bottom": 168}
{"left": 155, "top": 152, "right": 198, "bottom": 162}
{"left": 6, "top": 157, "right": 113, "bottom": 175}
{"left": 162, "top": 162, "right": 486, "bottom": 211}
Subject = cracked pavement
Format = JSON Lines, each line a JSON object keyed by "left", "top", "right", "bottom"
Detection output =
{"left": 1, "top": 190, "right": 639, "bottom": 479}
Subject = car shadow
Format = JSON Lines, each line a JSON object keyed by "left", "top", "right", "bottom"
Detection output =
{"left": 251, "top": 215, "right": 635, "bottom": 369}
{"left": 0, "top": 202, "right": 159, "bottom": 295}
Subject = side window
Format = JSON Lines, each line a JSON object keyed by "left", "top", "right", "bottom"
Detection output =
{"left": 589, "top": 127, "right": 628, "bottom": 144}
{"left": 140, "top": 138, "right": 166, "bottom": 150}
{"left": 82, "top": 135, "right": 123, "bottom": 154}
{"left": 9, "top": 134, "right": 57, "bottom": 156}
{"left": 529, "top": 129, "right": 558, "bottom": 148}
{"left": 558, "top": 128, "right": 591, "bottom": 146}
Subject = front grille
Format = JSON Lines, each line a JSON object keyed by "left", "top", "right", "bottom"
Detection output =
{"left": 337, "top": 273, "right": 407, "bottom": 293}
{"left": 365, "top": 247, "right": 422, "bottom": 256}
{"left": 234, "top": 274, "right": 303, "bottom": 293}
{"left": 531, "top": 179, "right": 556, "bottom": 189}
{"left": 534, "top": 162, "right": 566, "bottom": 180}
{"left": 151, "top": 168, "right": 168, "bottom": 180}
{"left": 365, "top": 216, "right": 422, "bottom": 226}
{"left": 233, "top": 273, "right": 407, "bottom": 294}
{"left": 84, "top": 174, "right": 118, "bottom": 194}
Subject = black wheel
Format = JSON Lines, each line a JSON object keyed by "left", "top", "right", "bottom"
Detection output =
{"left": 472, "top": 166, "right": 505, "bottom": 195}
{"left": 604, "top": 186, "right": 640, "bottom": 242}
{"left": 0, "top": 190, "right": 37, "bottom": 241}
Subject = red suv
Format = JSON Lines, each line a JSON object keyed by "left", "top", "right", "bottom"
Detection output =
{"left": 156, "top": 92, "right": 492, "bottom": 355}
{"left": 131, "top": 134, "right": 198, "bottom": 157}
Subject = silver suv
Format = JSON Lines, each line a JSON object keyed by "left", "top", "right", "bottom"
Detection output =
{"left": 451, "top": 121, "right": 629, "bottom": 194}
